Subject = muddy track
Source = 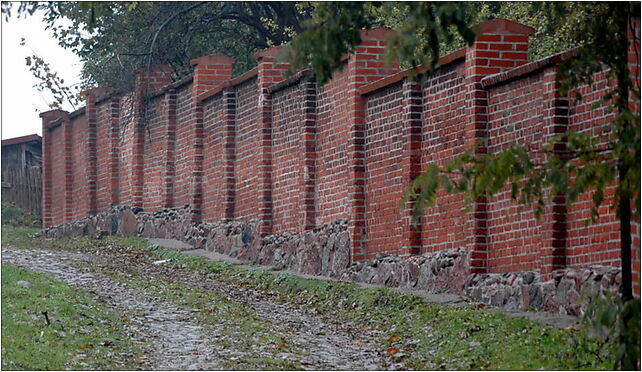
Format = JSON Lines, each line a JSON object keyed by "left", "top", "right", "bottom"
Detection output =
{"left": 2, "top": 246, "right": 396, "bottom": 370}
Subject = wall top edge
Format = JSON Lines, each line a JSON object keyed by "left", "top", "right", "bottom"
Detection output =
{"left": 197, "top": 67, "right": 259, "bottom": 103}
{"left": 267, "top": 70, "right": 311, "bottom": 94}
{"left": 359, "top": 48, "right": 466, "bottom": 96}
{"left": 481, "top": 47, "right": 579, "bottom": 88}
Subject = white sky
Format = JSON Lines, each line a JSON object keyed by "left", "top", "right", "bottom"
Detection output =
{"left": 1, "top": 11, "right": 82, "bottom": 140}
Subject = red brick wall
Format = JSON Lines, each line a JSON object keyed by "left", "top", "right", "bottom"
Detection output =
{"left": 420, "top": 61, "right": 470, "bottom": 253}
{"left": 271, "top": 83, "right": 305, "bottom": 232}
{"left": 69, "top": 115, "right": 88, "bottom": 221}
{"left": 233, "top": 78, "right": 261, "bottom": 221}
{"left": 143, "top": 95, "right": 167, "bottom": 210}
{"left": 363, "top": 82, "right": 405, "bottom": 257}
{"left": 173, "top": 86, "right": 195, "bottom": 209}
{"left": 117, "top": 94, "right": 135, "bottom": 206}
{"left": 47, "top": 124, "right": 65, "bottom": 223}
{"left": 315, "top": 66, "right": 353, "bottom": 225}
{"left": 566, "top": 71, "right": 620, "bottom": 268}
{"left": 40, "top": 18, "right": 639, "bottom": 293}
{"left": 95, "top": 99, "right": 111, "bottom": 213}
{"left": 201, "top": 92, "right": 227, "bottom": 222}
{"left": 485, "top": 72, "right": 546, "bottom": 272}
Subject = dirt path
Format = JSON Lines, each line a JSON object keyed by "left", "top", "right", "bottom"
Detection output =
{"left": 2, "top": 246, "right": 393, "bottom": 370}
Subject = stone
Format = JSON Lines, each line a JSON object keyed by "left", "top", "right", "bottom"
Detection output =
{"left": 119, "top": 209, "right": 138, "bottom": 236}
{"left": 556, "top": 278, "right": 575, "bottom": 305}
{"left": 489, "top": 287, "right": 507, "bottom": 307}
{"left": 241, "top": 225, "right": 253, "bottom": 245}
{"left": 522, "top": 271, "right": 535, "bottom": 284}
{"left": 541, "top": 295, "right": 562, "bottom": 314}
{"left": 521, "top": 285, "right": 530, "bottom": 310}
{"left": 528, "top": 284, "right": 543, "bottom": 308}
{"left": 565, "top": 289, "right": 581, "bottom": 316}
{"left": 93, "top": 230, "right": 108, "bottom": 239}
{"left": 43, "top": 204, "right": 624, "bottom": 319}
{"left": 16, "top": 280, "right": 36, "bottom": 289}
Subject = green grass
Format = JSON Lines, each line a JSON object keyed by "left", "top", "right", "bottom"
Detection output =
{"left": 1, "top": 226, "right": 619, "bottom": 370}
{"left": 1, "top": 225, "right": 40, "bottom": 249}
{"left": 1, "top": 263, "right": 141, "bottom": 370}
{"left": 138, "top": 245, "right": 617, "bottom": 370}
{"left": 120, "top": 273, "right": 305, "bottom": 370}
{"left": 1, "top": 203, "right": 40, "bottom": 227}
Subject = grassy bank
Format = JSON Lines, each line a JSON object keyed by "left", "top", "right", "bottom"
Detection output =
{"left": 2, "top": 225, "right": 622, "bottom": 370}
{"left": 139, "top": 246, "right": 616, "bottom": 370}
{"left": 1, "top": 263, "right": 140, "bottom": 370}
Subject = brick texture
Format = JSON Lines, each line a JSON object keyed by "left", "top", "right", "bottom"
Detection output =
{"left": 41, "top": 18, "right": 640, "bottom": 294}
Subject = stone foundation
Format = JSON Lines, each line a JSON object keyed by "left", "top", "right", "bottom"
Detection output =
{"left": 44, "top": 205, "right": 621, "bottom": 317}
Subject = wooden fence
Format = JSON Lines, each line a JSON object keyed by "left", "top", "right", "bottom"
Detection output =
{"left": 1, "top": 166, "right": 42, "bottom": 217}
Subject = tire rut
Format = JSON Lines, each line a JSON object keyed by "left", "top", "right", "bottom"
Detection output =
{"left": 2, "top": 246, "right": 396, "bottom": 370}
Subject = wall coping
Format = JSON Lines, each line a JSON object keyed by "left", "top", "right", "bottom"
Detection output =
{"left": 472, "top": 18, "right": 536, "bottom": 35}
{"left": 359, "top": 48, "right": 466, "bottom": 96}
{"left": 68, "top": 106, "right": 86, "bottom": 120}
{"left": 481, "top": 47, "right": 579, "bottom": 88}
{"left": 197, "top": 67, "right": 259, "bottom": 103}
{"left": 267, "top": 70, "right": 311, "bottom": 94}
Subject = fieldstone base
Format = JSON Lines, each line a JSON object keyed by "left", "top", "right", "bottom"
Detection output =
{"left": 44, "top": 205, "right": 621, "bottom": 316}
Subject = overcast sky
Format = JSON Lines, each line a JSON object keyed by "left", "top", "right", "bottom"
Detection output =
{"left": 1, "top": 11, "right": 82, "bottom": 140}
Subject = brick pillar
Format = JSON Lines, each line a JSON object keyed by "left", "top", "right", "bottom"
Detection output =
{"left": 191, "top": 54, "right": 235, "bottom": 100}
{"left": 300, "top": 79, "right": 318, "bottom": 231}
{"left": 40, "top": 109, "right": 68, "bottom": 227}
{"left": 465, "top": 19, "right": 535, "bottom": 273}
{"left": 402, "top": 80, "right": 423, "bottom": 254}
{"left": 541, "top": 66, "right": 569, "bottom": 276}
{"left": 133, "top": 64, "right": 174, "bottom": 208}
{"left": 162, "top": 89, "right": 177, "bottom": 208}
{"left": 189, "top": 55, "right": 235, "bottom": 222}
{"left": 222, "top": 87, "right": 237, "bottom": 220}
{"left": 254, "top": 46, "right": 290, "bottom": 236}
{"left": 349, "top": 28, "right": 398, "bottom": 261}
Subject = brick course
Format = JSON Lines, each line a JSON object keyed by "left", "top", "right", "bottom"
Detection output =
{"left": 41, "top": 19, "right": 640, "bottom": 294}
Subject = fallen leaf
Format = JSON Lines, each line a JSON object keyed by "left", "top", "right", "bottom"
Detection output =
{"left": 353, "top": 340, "right": 363, "bottom": 345}
{"left": 386, "top": 347, "right": 399, "bottom": 356}
{"left": 78, "top": 344, "right": 92, "bottom": 349}
{"left": 202, "top": 309, "right": 212, "bottom": 313}
{"left": 388, "top": 335, "right": 400, "bottom": 342}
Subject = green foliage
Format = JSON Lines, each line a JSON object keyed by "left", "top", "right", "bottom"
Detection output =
{"left": 287, "top": 2, "right": 598, "bottom": 84}
{"left": 1, "top": 203, "right": 41, "bottom": 227}
{"left": 2, "top": 2, "right": 312, "bottom": 91}
{"left": 473, "top": 2, "right": 589, "bottom": 60}
{"left": 580, "top": 294, "right": 641, "bottom": 370}
{"left": 1, "top": 263, "right": 140, "bottom": 370}
{"left": 286, "top": 2, "right": 476, "bottom": 85}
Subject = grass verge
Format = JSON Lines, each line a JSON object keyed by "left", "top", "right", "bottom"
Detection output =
{"left": 142, "top": 246, "right": 616, "bottom": 370}
{"left": 2, "top": 225, "right": 620, "bottom": 370}
{"left": 1, "top": 203, "right": 40, "bottom": 227}
{"left": 1, "top": 263, "right": 141, "bottom": 370}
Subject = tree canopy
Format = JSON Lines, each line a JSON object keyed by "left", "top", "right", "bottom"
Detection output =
{"left": 2, "top": 2, "right": 600, "bottom": 95}
{"left": 2, "top": 1, "right": 312, "bottom": 92}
